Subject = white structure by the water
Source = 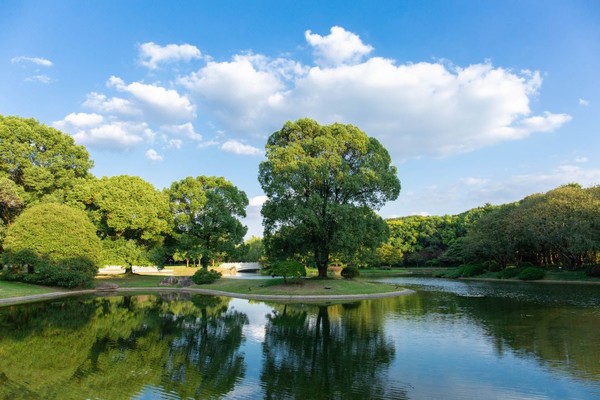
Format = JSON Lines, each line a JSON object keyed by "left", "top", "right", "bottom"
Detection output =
{"left": 219, "top": 262, "right": 262, "bottom": 272}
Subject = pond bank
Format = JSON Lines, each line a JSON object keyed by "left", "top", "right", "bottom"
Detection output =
{"left": 0, "top": 286, "right": 414, "bottom": 307}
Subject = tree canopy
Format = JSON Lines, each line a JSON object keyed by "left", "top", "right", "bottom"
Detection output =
{"left": 0, "top": 115, "right": 93, "bottom": 204}
{"left": 168, "top": 176, "right": 248, "bottom": 268}
{"left": 259, "top": 118, "right": 400, "bottom": 277}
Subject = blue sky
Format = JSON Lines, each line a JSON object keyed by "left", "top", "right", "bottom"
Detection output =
{"left": 1, "top": 0, "right": 599, "bottom": 238}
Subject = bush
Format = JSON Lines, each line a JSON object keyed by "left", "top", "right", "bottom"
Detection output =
{"left": 269, "top": 260, "right": 306, "bottom": 283}
{"left": 585, "top": 265, "right": 600, "bottom": 277}
{"left": 2, "top": 203, "right": 102, "bottom": 288}
{"left": 497, "top": 267, "right": 520, "bottom": 279}
{"left": 517, "top": 267, "right": 546, "bottom": 281}
{"left": 191, "top": 268, "right": 222, "bottom": 284}
{"left": 341, "top": 266, "right": 360, "bottom": 279}
{"left": 454, "top": 263, "right": 486, "bottom": 278}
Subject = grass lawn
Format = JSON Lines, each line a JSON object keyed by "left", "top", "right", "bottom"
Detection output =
{"left": 0, "top": 280, "right": 66, "bottom": 299}
{"left": 95, "top": 273, "right": 402, "bottom": 296}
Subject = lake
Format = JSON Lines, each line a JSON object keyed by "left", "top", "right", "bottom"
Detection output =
{"left": 0, "top": 278, "right": 598, "bottom": 399}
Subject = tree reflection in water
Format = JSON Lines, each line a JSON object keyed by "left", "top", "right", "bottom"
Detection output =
{"left": 0, "top": 293, "right": 248, "bottom": 400}
{"left": 261, "top": 302, "right": 408, "bottom": 400}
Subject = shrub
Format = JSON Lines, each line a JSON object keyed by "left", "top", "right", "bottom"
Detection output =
{"left": 192, "top": 268, "right": 222, "bottom": 284}
{"left": 585, "top": 265, "right": 600, "bottom": 277}
{"left": 497, "top": 267, "right": 520, "bottom": 279}
{"left": 341, "top": 266, "right": 360, "bottom": 279}
{"left": 2, "top": 203, "right": 102, "bottom": 288}
{"left": 455, "top": 263, "right": 486, "bottom": 278}
{"left": 517, "top": 267, "right": 546, "bottom": 281}
{"left": 485, "top": 260, "right": 502, "bottom": 272}
{"left": 269, "top": 260, "right": 306, "bottom": 283}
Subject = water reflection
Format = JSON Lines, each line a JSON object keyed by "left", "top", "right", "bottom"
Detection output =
{"left": 0, "top": 293, "right": 248, "bottom": 399}
{"left": 261, "top": 303, "right": 407, "bottom": 399}
{"left": 0, "top": 280, "right": 598, "bottom": 399}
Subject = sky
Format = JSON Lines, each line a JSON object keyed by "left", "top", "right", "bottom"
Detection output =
{"left": 1, "top": 0, "right": 599, "bottom": 238}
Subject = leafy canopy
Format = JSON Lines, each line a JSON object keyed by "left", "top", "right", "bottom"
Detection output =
{"left": 0, "top": 115, "right": 93, "bottom": 203}
{"left": 168, "top": 176, "right": 248, "bottom": 268}
{"left": 259, "top": 118, "right": 400, "bottom": 277}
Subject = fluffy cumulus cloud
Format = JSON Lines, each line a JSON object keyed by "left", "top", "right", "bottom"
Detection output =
{"left": 160, "top": 122, "right": 202, "bottom": 141}
{"left": 177, "top": 27, "right": 570, "bottom": 159}
{"left": 56, "top": 26, "right": 571, "bottom": 163}
{"left": 139, "top": 42, "right": 201, "bottom": 69}
{"left": 221, "top": 139, "right": 262, "bottom": 156}
{"left": 178, "top": 54, "right": 300, "bottom": 133}
{"left": 53, "top": 114, "right": 149, "bottom": 150}
{"left": 108, "top": 76, "right": 196, "bottom": 121}
{"left": 83, "top": 92, "right": 140, "bottom": 116}
{"left": 305, "top": 26, "right": 373, "bottom": 67}
{"left": 145, "top": 148, "right": 164, "bottom": 161}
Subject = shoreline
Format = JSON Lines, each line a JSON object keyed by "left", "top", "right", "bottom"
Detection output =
{"left": 0, "top": 286, "right": 415, "bottom": 307}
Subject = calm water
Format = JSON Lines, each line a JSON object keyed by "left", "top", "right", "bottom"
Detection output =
{"left": 0, "top": 278, "right": 598, "bottom": 399}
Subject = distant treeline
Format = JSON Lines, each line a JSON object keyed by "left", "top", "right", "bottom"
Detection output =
{"left": 379, "top": 184, "right": 600, "bottom": 270}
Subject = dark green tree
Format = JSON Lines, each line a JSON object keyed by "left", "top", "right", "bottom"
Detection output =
{"left": 259, "top": 119, "right": 400, "bottom": 278}
{"left": 168, "top": 176, "right": 248, "bottom": 268}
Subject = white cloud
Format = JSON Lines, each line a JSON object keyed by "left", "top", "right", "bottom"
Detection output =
{"left": 11, "top": 56, "right": 53, "bottom": 67}
{"left": 461, "top": 177, "right": 490, "bottom": 186}
{"left": 179, "top": 54, "right": 290, "bottom": 133}
{"left": 160, "top": 122, "right": 202, "bottom": 141}
{"left": 139, "top": 42, "right": 201, "bottom": 69}
{"left": 178, "top": 27, "right": 570, "bottom": 159}
{"left": 83, "top": 92, "right": 140, "bottom": 116}
{"left": 108, "top": 76, "right": 196, "bottom": 121}
{"left": 221, "top": 139, "right": 262, "bottom": 156}
{"left": 575, "top": 156, "right": 588, "bottom": 163}
{"left": 305, "top": 26, "right": 373, "bottom": 67}
{"left": 145, "top": 148, "right": 163, "bottom": 161}
{"left": 249, "top": 195, "right": 268, "bottom": 207}
{"left": 166, "top": 139, "right": 183, "bottom": 149}
{"left": 53, "top": 112, "right": 104, "bottom": 130}
{"left": 67, "top": 121, "right": 149, "bottom": 150}
{"left": 579, "top": 98, "right": 590, "bottom": 106}
{"left": 25, "top": 75, "right": 51, "bottom": 84}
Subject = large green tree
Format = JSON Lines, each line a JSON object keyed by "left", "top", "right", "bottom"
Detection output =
{"left": 2, "top": 203, "right": 102, "bottom": 287}
{"left": 72, "top": 175, "right": 171, "bottom": 270}
{"left": 0, "top": 115, "right": 93, "bottom": 203}
{"left": 259, "top": 119, "right": 400, "bottom": 278}
{"left": 168, "top": 176, "right": 248, "bottom": 268}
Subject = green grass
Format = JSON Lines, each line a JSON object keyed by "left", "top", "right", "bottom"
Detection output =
{"left": 0, "top": 280, "right": 65, "bottom": 299}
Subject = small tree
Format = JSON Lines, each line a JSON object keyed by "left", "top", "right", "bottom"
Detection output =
{"left": 269, "top": 260, "right": 306, "bottom": 283}
{"left": 2, "top": 203, "right": 102, "bottom": 287}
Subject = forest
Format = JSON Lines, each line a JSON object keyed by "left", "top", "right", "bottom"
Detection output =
{"left": 0, "top": 115, "right": 598, "bottom": 287}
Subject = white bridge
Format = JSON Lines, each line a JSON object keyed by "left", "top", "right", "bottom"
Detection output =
{"left": 220, "top": 262, "right": 262, "bottom": 272}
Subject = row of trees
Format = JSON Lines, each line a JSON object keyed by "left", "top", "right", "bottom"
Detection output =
{"left": 1, "top": 114, "right": 597, "bottom": 287}
{"left": 376, "top": 184, "right": 600, "bottom": 270}
{"left": 0, "top": 115, "right": 249, "bottom": 286}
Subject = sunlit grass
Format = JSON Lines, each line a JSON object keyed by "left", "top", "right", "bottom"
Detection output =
{"left": 0, "top": 280, "right": 65, "bottom": 299}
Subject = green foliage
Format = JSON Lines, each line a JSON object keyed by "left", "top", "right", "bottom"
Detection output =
{"left": 497, "top": 267, "right": 520, "bottom": 279}
{"left": 168, "top": 176, "right": 248, "bottom": 268}
{"left": 237, "top": 236, "right": 264, "bottom": 262}
{"left": 268, "top": 260, "right": 306, "bottom": 283}
{"left": 341, "top": 266, "right": 360, "bottom": 279}
{"left": 517, "top": 267, "right": 546, "bottom": 281}
{"left": 0, "top": 115, "right": 93, "bottom": 204}
{"left": 459, "top": 264, "right": 486, "bottom": 277}
{"left": 259, "top": 119, "right": 400, "bottom": 278}
{"left": 2, "top": 203, "right": 101, "bottom": 287}
{"left": 585, "top": 265, "right": 600, "bottom": 277}
{"left": 191, "top": 268, "right": 222, "bottom": 284}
